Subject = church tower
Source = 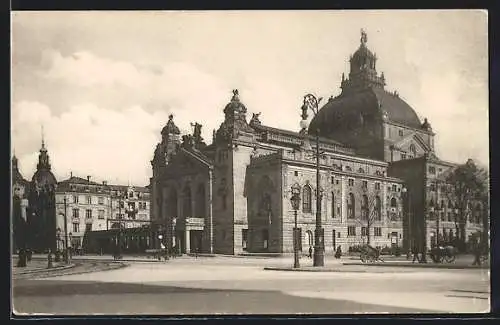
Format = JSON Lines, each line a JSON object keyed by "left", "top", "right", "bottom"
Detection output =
{"left": 29, "top": 130, "right": 58, "bottom": 252}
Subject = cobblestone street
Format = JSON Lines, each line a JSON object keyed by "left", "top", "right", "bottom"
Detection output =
{"left": 12, "top": 255, "right": 490, "bottom": 315}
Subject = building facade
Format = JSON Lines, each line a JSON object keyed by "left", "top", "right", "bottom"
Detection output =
{"left": 11, "top": 155, "right": 30, "bottom": 252}
{"left": 19, "top": 138, "right": 152, "bottom": 254}
{"left": 150, "top": 92, "right": 406, "bottom": 255}
{"left": 150, "top": 30, "right": 487, "bottom": 256}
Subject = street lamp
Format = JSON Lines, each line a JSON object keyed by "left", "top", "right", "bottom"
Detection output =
{"left": 290, "top": 183, "right": 301, "bottom": 269}
{"left": 300, "top": 93, "right": 324, "bottom": 267}
{"left": 402, "top": 187, "right": 412, "bottom": 252}
{"left": 55, "top": 227, "right": 61, "bottom": 262}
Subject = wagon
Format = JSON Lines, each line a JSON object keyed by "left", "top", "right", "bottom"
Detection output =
{"left": 359, "top": 244, "right": 384, "bottom": 263}
{"left": 429, "top": 245, "right": 457, "bottom": 263}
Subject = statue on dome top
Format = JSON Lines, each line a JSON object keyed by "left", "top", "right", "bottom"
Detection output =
{"left": 231, "top": 89, "right": 240, "bottom": 101}
{"left": 360, "top": 29, "right": 368, "bottom": 45}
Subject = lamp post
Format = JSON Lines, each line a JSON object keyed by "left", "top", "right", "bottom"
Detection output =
{"left": 300, "top": 93, "right": 324, "bottom": 267}
{"left": 63, "top": 197, "right": 69, "bottom": 264}
{"left": 290, "top": 183, "right": 301, "bottom": 268}
{"left": 402, "top": 187, "right": 412, "bottom": 252}
{"left": 68, "top": 232, "right": 73, "bottom": 261}
{"left": 158, "top": 234, "right": 164, "bottom": 261}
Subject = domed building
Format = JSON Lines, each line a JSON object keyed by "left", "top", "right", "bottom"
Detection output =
{"left": 27, "top": 137, "right": 58, "bottom": 253}
{"left": 149, "top": 30, "right": 487, "bottom": 257}
{"left": 309, "top": 29, "right": 435, "bottom": 163}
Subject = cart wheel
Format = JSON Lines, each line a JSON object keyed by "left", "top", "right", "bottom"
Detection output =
{"left": 444, "top": 255, "right": 456, "bottom": 263}
{"left": 360, "top": 254, "right": 367, "bottom": 263}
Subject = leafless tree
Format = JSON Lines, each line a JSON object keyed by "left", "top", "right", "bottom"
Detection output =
{"left": 354, "top": 193, "right": 383, "bottom": 246}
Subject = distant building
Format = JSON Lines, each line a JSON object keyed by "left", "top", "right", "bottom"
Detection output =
{"left": 107, "top": 184, "right": 151, "bottom": 229}
{"left": 11, "top": 155, "right": 30, "bottom": 252}
{"left": 55, "top": 175, "right": 111, "bottom": 251}
{"left": 20, "top": 137, "right": 152, "bottom": 254}
{"left": 27, "top": 138, "right": 58, "bottom": 253}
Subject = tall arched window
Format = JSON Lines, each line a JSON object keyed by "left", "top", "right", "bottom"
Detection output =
{"left": 390, "top": 197, "right": 397, "bottom": 208}
{"left": 361, "top": 195, "right": 369, "bottom": 220}
{"left": 347, "top": 193, "right": 355, "bottom": 219}
{"left": 195, "top": 184, "right": 206, "bottom": 217}
{"left": 302, "top": 185, "right": 312, "bottom": 213}
{"left": 182, "top": 185, "right": 192, "bottom": 218}
{"left": 375, "top": 196, "right": 381, "bottom": 221}
{"left": 409, "top": 144, "right": 416, "bottom": 156}
{"left": 169, "top": 189, "right": 178, "bottom": 218}
{"left": 331, "top": 192, "right": 335, "bottom": 218}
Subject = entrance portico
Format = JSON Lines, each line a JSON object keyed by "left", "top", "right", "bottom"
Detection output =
{"left": 176, "top": 217, "right": 205, "bottom": 254}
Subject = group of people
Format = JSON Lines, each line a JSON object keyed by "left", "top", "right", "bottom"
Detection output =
{"left": 305, "top": 245, "right": 343, "bottom": 259}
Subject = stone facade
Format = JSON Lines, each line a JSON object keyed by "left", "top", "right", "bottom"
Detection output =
{"left": 150, "top": 31, "right": 487, "bottom": 256}
{"left": 12, "top": 155, "right": 30, "bottom": 252}
{"left": 150, "top": 89, "right": 405, "bottom": 255}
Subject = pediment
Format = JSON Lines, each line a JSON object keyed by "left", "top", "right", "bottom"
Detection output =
{"left": 164, "top": 150, "right": 209, "bottom": 174}
{"left": 391, "top": 133, "right": 430, "bottom": 155}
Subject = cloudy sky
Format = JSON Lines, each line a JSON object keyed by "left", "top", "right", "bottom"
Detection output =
{"left": 11, "top": 10, "right": 488, "bottom": 186}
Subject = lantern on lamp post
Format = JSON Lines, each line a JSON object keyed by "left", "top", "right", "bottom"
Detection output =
{"left": 290, "top": 183, "right": 301, "bottom": 269}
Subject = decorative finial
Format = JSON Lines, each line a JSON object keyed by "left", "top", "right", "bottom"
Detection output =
{"left": 168, "top": 114, "right": 173, "bottom": 120}
{"left": 231, "top": 89, "right": 240, "bottom": 101}
{"left": 360, "top": 29, "right": 367, "bottom": 45}
{"left": 41, "top": 125, "right": 45, "bottom": 148}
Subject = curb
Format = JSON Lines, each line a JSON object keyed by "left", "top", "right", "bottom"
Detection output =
{"left": 341, "top": 262, "right": 489, "bottom": 270}
{"left": 263, "top": 266, "right": 367, "bottom": 273}
{"left": 13, "top": 263, "right": 77, "bottom": 275}
{"left": 26, "top": 262, "right": 129, "bottom": 279}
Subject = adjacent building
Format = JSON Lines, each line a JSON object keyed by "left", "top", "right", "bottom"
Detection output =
{"left": 11, "top": 155, "right": 30, "bottom": 252}
{"left": 14, "top": 138, "right": 152, "bottom": 254}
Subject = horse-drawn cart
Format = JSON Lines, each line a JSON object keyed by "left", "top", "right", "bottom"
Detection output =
{"left": 428, "top": 245, "right": 457, "bottom": 263}
{"left": 359, "top": 244, "right": 384, "bottom": 263}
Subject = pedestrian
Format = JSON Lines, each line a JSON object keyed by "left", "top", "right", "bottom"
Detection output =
{"left": 472, "top": 240, "right": 482, "bottom": 266}
{"left": 308, "top": 246, "right": 313, "bottom": 259}
{"left": 412, "top": 246, "right": 419, "bottom": 263}
{"left": 335, "top": 245, "right": 342, "bottom": 259}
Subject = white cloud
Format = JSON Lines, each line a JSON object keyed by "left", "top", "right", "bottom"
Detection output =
{"left": 11, "top": 101, "right": 169, "bottom": 185}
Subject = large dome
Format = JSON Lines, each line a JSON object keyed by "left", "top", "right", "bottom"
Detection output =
{"left": 309, "top": 87, "right": 422, "bottom": 136}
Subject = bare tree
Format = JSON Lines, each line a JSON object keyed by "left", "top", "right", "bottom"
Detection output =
{"left": 444, "top": 159, "right": 488, "bottom": 251}
{"left": 355, "top": 193, "right": 383, "bottom": 246}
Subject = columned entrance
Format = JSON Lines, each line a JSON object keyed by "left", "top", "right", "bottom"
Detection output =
{"left": 190, "top": 230, "right": 203, "bottom": 253}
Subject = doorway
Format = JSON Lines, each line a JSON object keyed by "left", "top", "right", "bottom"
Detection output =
{"left": 190, "top": 230, "right": 203, "bottom": 254}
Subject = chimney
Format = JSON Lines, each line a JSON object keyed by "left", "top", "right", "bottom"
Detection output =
{"left": 102, "top": 181, "right": 107, "bottom": 186}
{"left": 70, "top": 171, "right": 73, "bottom": 178}
{"left": 87, "top": 175, "right": 91, "bottom": 183}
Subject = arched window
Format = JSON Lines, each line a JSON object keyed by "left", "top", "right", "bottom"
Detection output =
{"left": 375, "top": 196, "right": 381, "bottom": 221}
{"left": 347, "top": 193, "right": 355, "bottom": 219}
{"left": 331, "top": 192, "right": 335, "bottom": 218}
{"left": 361, "top": 195, "right": 369, "bottom": 220}
{"left": 168, "top": 189, "right": 178, "bottom": 218}
{"left": 182, "top": 185, "right": 192, "bottom": 218}
{"left": 195, "top": 184, "right": 206, "bottom": 217}
{"left": 302, "top": 185, "right": 312, "bottom": 213}
{"left": 260, "top": 193, "right": 272, "bottom": 224}
{"left": 409, "top": 144, "right": 416, "bottom": 155}
{"left": 390, "top": 197, "right": 397, "bottom": 208}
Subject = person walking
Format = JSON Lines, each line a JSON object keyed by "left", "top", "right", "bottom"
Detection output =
{"left": 308, "top": 246, "right": 313, "bottom": 259}
{"left": 412, "top": 245, "right": 419, "bottom": 263}
{"left": 472, "top": 240, "right": 482, "bottom": 266}
{"left": 334, "top": 245, "right": 342, "bottom": 259}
